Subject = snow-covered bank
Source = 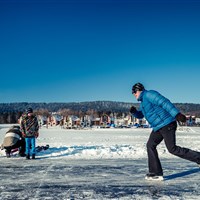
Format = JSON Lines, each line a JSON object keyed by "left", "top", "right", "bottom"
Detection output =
{"left": 1, "top": 125, "right": 200, "bottom": 160}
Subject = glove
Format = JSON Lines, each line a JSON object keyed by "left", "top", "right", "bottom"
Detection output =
{"left": 175, "top": 113, "right": 186, "bottom": 123}
{"left": 130, "top": 106, "right": 137, "bottom": 114}
{"left": 35, "top": 132, "right": 39, "bottom": 138}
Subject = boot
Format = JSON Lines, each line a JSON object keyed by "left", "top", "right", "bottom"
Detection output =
{"left": 19, "top": 153, "right": 26, "bottom": 157}
{"left": 26, "top": 154, "right": 30, "bottom": 160}
{"left": 5, "top": 150, "right": 11, "bottom": 158}
{"left": 6, "top": 152, "right": 11, "bottom": 158}
{"left": 145, "top": 173, "right": 164, "bottom": 181}
{"left": 32, "top": 154, "right": 35, "bottom": 159}
{"left": 19, "top": 151, "right": 26, "bottom": 157}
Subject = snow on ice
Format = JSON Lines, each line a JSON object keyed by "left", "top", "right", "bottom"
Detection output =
{"left": 0, "top": 125, "right": 200, "bottom": 199}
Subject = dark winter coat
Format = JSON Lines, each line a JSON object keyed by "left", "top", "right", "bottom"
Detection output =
{"left": 2, "top": 126, "right": 23, "bottom": 148}
{"left": 20, "top": 114, "right": 39, "bottom": 138}
{"left": 132, "top": 90, "right": 179, "bottom": 131}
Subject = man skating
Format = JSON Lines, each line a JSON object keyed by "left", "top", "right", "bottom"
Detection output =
{"left": 130, "top": 83, "right": 200, "bottom": 181}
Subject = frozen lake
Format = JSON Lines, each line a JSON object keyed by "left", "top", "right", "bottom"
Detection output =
{"left": 0, "top": 125, "right": 200, "bottom": 199}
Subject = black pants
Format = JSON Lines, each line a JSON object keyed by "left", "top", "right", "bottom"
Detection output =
{"left": 147, "top": 121, "right": 200, "bottom": 175}
{"left": 5, "top": 139, "right": 26, "bottom": 155}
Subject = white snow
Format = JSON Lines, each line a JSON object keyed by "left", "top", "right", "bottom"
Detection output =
{"left": 0, "top": 125, "right": 200, "bottom": 199}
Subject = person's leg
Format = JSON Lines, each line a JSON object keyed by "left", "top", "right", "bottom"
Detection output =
{"left": 4, "top": 147, "right": 11, "bottom": 158}
{"left": 25, "top": 138, "right": 31, "bottom": 159}
{"left": 14, "top": 140, "right": 26, "bottom": 156}
{"left": 10, "top": 142, "right": 21, "bottom": 156}
{"left": 161, "top": 121, "right": 200, "bottom": 164}
{"left": 19, "top": 138, "right": 26, "bottom": 156}
{"left": 31, "top": 138, "right": 36, "bottom": 159}
{"left": 146, "top": 130, "right": 164, "bottom": 175}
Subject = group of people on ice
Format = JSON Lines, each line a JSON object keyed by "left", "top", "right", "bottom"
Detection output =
{"left": 1, "top": 82, "right": 200, "bottom": 181}
{"left": 1, "top": 107, "right": 39, "bottom": 159}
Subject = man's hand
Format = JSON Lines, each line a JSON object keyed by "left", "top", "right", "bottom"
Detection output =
{"left": 35, "top": 132, "right": 39, "bottom": 138}
{"left": 176, "top": 113, "right": 186, "bottom": 123}
{"left": 130, "top": 106, "right": 137, "bottom": 114}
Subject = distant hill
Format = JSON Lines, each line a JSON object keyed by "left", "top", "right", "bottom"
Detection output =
{"left": 0, "top": 101, "right": 133, "bottom": 113}
{"left": 0, "top": 101, "right": 200, "bottom": 116}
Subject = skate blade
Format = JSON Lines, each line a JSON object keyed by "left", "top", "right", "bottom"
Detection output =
{"left": 145, "top": 176, "right": 164, "bottom": 181}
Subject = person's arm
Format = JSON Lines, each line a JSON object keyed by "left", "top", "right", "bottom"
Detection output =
{"left": 20, "top": 117, "right": 26, "bottom": 137}
{"left": 34, "top": 116, "right": 39, "bottom": 138}
{"left": 130, "top": 106, "right": 144, "bottom": 119}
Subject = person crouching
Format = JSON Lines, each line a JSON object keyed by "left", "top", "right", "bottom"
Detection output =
{"left": 1, "top": 125, "right": 26, "bottom": 158}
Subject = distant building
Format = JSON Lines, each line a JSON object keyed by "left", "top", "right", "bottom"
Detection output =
{"left": 48, "top": 113, "right": 62, "bottom": 126}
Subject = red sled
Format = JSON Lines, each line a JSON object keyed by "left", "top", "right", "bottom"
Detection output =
{"left": 10, "top": 148, "right": 19, "bottom": 154}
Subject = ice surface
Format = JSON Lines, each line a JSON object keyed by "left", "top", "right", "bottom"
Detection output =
{"left": 0, "top": 125, "right": 200, "bottom": 199}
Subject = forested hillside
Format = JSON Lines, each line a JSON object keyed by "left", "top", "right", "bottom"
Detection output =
{"left": 0, "top": 101, "right": 200, "bottom": 124}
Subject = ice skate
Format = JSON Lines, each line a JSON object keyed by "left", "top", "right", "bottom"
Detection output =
{"left": 145, "top": 173, "right": 164, "bottom": 181}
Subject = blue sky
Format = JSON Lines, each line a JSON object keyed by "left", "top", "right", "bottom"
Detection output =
{"left": 0, "top": 0, "right": 200, "bottom": 104}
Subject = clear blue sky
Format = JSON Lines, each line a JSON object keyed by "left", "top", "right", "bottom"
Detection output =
{"left": 0, "top": 0, "right": 200, "bottom": 104}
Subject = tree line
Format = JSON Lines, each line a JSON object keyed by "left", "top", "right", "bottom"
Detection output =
{"left": 0, "top": 101, "right": 200, "bottom": 124}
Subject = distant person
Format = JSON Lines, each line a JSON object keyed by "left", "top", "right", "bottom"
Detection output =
{"left": 60, "top": 119, "right": 64, "bottom": 129}
{"left": 20, "top": 107, "right": 39, "bottom": 159}
{"left": 1, "top": 125, "right": 25, "bottom": 158}
{"left": 130, "top": 83, "right": 200, "bottom": 181}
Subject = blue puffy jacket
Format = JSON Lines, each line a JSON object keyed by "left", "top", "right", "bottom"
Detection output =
{"left": 133, "top": 90, "right": 179, "bottom": 131}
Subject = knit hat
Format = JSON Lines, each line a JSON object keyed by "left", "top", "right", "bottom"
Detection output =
{"left": 26, "top": 107, "right": 33, "bottom": 114}
{"left": 132, "top": 83, "right": 145, "bottom": 94}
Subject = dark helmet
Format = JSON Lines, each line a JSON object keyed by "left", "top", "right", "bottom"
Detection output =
{"left": 11, "top": 125, "right": 20, "bottom": 129}
{"left": 26, "top": 107, "right": 33, "bottom": 114}
{"left": 132, "top": 83, "right": 145, "bottom": 94}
